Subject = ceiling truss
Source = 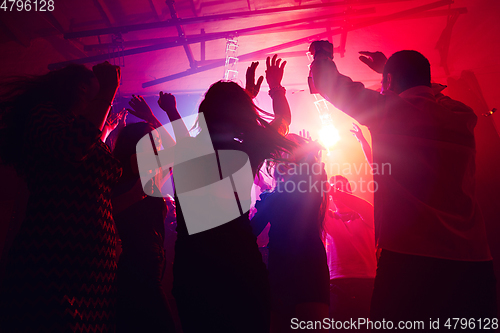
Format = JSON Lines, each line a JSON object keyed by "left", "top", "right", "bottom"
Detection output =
{"left": 46, "top": 0, "right": 465, "bottom": 88}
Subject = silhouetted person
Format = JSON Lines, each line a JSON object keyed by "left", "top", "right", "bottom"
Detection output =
{"left": 324, "top": 175, "right": 376, "bottom": 332}
{"left": 0, "top": 62, "right": 121, "bottom": 332}
{"left": 310, "top": 42, "right": 496, "bottom": 327}
{"left": 171, "top": 74, "right": 295, "bottom": 332}
{"left": 251, "top": 134, "right": 330, "bottom": 333}
{"left": 112, "top": 120, "right": 176, "bottom": 332}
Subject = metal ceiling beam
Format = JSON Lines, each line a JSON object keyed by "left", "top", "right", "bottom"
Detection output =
{"left": 141, "top": 0, "right": 455, "bottom": 87}
{"left": 0, "top": 16, "right": 31, "bottom": 47}
{"left": 148, "top": 0, "right": 161, "bottom": 21}
{"left": 171, "top": 50, "right": 345, "bottom": 69}
{"left": 252, "top": 7, "right": 467, "bottom": 34}
{"left": 189, "top": 0, "right": 198, "bottom": 17}
{"left": 84, "top": 36, "right": 178, "bottom": 51}
{"left": 82, "top": 7, "right": 375, "bottom": 51}
{"left": 201, "top": 29, "right": 206, "bottom": 62}
{"left": 39, "top": 11, "right": 65, "bottom": 34}
{"left": 63, "top": 0, "right": 413, "bottom": 39}
{"left": 142, "top": 30, "right": 333, "bottom": 88}
{"left": 166, "top": 0, "right": 196, "bottom": 69}
{"left": 49, "top": 8, "right": 372, "bottom": 70}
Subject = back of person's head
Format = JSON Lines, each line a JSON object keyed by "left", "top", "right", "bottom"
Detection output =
{"left": 0, "top": 64, "right": 95, "bottom": 116}
{"left": 199, "top": 80, "right": 258, "bottom": 136}
{"left": 0, "top": 64, "right": 96, "bottom": 166}
{"left": 383, "top": 50, "right": 431, "bottom": 93}
{"left": 113, "top": 121, "right": 156, "bottom": 180}
{"left": 198, "top": 80, "right": 296, "bottom": 173}
{"left": 330, "top": 175, "right": 353, "bottom": 194}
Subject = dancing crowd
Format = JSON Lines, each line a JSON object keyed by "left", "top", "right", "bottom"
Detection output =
{"left": 0, "top": 40, "right": 496, "bottom": 333}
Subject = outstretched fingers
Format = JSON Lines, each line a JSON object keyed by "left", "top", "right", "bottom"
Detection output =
{"left": 256, "top": 75, "right": 264, "bottom": 89}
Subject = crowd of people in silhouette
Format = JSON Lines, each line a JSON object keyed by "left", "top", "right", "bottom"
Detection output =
{"left": 0, "top": 41, "right": 496, "bottom": 333}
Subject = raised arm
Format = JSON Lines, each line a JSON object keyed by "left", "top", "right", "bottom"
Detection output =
{"left": 350, "top": 123, "right": 372, "bottom": 167}
{"left": 245, "top": 61, "right": 264, "bottom": 99}
{"left": 245, "top": 56, "right": 291, "bottom": 134}
{"left": 358, "top": 51, "right": 387, "bottom": 74}
{"left": 127, "top": 93, "right": 189, "bottom": 190}
{"left": 127, "top": 94, "right": 176, "bottom": 149}
{"left": 309, "top": 42, "right": 383, "bottom": 127}
{"left": 157, "top": 91, "right": 190, "bottom": 141}
{"left": 101, "top": 108, "right": 127, "bottom": 142}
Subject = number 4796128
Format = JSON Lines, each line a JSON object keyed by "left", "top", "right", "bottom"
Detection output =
{"left": 1, "top": 0, "right": 55, "bottom": 12}
{"left": 444, "top": 318, "right": 498, "bottom": 330}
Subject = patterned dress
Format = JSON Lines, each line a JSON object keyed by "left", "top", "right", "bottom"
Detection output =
{"left": 0, "top": 104, "right": 121, "bottom": 332}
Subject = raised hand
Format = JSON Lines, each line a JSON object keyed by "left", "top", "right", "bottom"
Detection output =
{"left": 431, "top": 82, "right": 447, "bottom": 96}
{"left": 100, "top": 108, "right": 127, "bottom": 142}
{"left": 350, "top": 122, "right": 373, "bottom": 166}
{"left": 266, "top": 54, "right": 286, "bottom": 89}
{"left": 158, "top": 91, "right": 177, "bottom": 114}
{"left": 350, "top": 123, "right": 367, "bottom": 143}
{"left": 245, "top": 62, "right": 264, "bottom": 99}
{"left": 120, "top": 108, "right": 128, "bottom": 127}
{"left": 158, "top": 91, "right": 188, "bottom": 139}
{"left": 127, "top": 95, "right": 155, "bottom": 122}
{"left": 358, "top": 51, "right": 387, "bottom": 74}
{"left": 299, "top": 129, "right": 311, "bottom": 141}
{"left": 92, "top": 61, "right": 121, "bottom": 91}
{"left": 105, "top": 108, "right": 127, "bottom": 131}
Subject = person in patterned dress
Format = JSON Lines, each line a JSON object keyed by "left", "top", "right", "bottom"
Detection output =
{"left": 0, "top": 62, "right": 122, "bottom": 332}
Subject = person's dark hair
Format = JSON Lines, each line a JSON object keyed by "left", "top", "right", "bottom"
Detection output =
{"left": 113, "top": 121, "right": 156, "bottom": 181}
{"left": 0, "top": 64, "right": 96, "bottom": 166}
{"left": 198, "top": 80, "right": 296, "bottom": 174}
{"left": 383, "top": 50, "right": 431, "bottom": 92}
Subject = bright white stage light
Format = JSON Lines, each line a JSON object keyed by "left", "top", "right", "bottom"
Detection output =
{"left": 319, "top": 124, "right": 340, "bottom": 148}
